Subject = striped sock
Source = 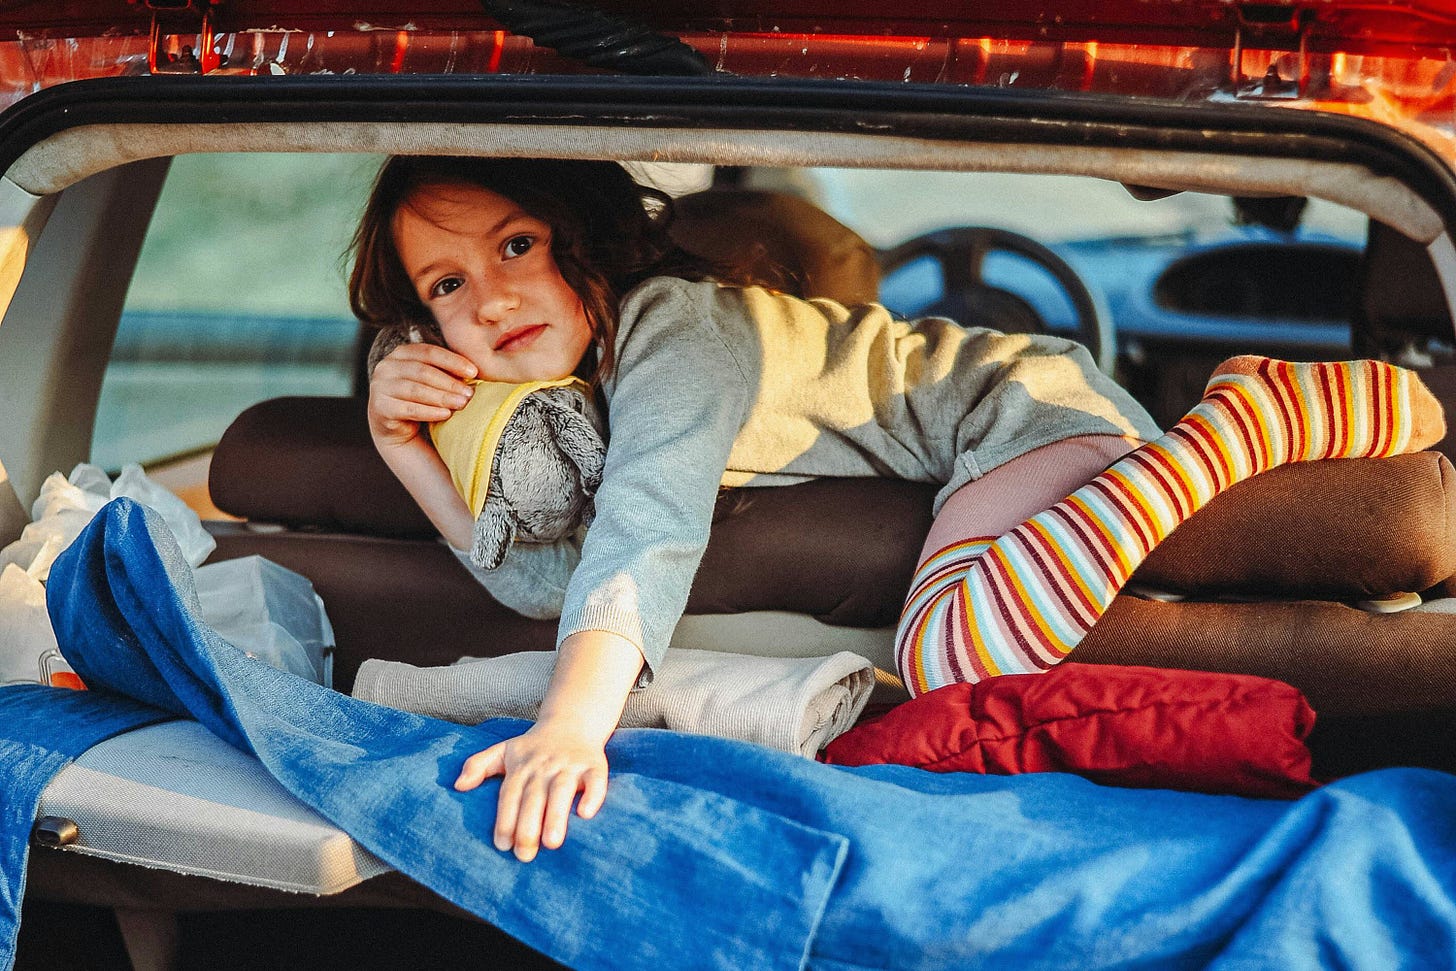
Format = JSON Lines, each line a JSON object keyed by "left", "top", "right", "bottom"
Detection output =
{"left": 896, "top": 356, "right": 1446, "bottom": 696}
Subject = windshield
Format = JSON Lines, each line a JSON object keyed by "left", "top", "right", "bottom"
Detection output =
{"left": 775, "top": 168, "right": 1367, "bottom": 248}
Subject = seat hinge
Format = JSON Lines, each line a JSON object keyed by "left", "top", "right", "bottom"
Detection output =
{"left": 142, "top": 0, "right": 225, "bottom": 75}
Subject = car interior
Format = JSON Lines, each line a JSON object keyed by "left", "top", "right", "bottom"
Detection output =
{"left": 7, "top": 74, "right": 1456, "bottom": 968}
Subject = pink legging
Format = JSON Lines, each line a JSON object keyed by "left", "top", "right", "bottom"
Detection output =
{"left": 897, "top": 434, "right": 1139, "bottom": 688}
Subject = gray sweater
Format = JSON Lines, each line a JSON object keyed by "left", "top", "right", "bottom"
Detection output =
{"left": 460, "top": 276, "right": 1160, "bottom": 679}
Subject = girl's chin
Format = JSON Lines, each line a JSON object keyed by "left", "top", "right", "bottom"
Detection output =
{"left": 485, "top": 359, "right": 579, "bottom": 384}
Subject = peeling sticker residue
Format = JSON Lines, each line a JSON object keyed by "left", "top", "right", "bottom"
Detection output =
{"left": 444, "top": 31, "right": 459, "bottom": 74}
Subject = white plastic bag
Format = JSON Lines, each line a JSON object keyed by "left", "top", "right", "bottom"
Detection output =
{"left": 0, "top": 563, "right": 83, "bottom": 689}
{"left": 109, "top": 463, "right": 216, "bottom": 566}
{"left": 0, "top": 472, "right": 106, "bottom": 579}
{"left": 0, "top": 463, "right": 216, "bottom": 580}
{"left": 194, "top": 556, "right": 336, "bottom": 687}
{"left": 0, "top": 463, "right": 329, "bottom": 689}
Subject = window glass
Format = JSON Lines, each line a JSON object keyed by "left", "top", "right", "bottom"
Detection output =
{"left": 91, "top": 152, "right": 380, "bottom": 470}
{"left": 787, "top": 169, "right": 1366, "bottom": 248}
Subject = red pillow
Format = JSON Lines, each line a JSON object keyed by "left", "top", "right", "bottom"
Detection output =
{"left": 820, "top": 664, "right": 1318, "bottom": 799}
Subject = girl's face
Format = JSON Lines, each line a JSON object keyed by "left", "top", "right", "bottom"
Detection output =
{"left": 393, "top": 181, "right": 593, "bottom": 383}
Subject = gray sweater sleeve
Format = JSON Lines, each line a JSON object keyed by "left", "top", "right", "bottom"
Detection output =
{"left": 448, "top": 535, "right": 580, "bottom": 620}
{"left": 556, "top": 279, "right": 752, "bottom": 680}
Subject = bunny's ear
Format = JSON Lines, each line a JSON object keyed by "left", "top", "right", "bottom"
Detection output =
{"left": 471, "top": 490, "right": 518, "bottom": 570}
{"left": 539, "top": 390, "right": 607, "bottom": 493}
{"left": 365, "top": 321, "right": 447, "bottom": 377}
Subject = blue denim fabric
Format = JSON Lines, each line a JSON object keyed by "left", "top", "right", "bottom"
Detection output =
{"left": 28, "top": 499, "right": 845, "bottom": 971}
{"left": 3, "top": 496, "right": 1456, "bottom": 971}
{"left": 1, "top": 687, "right": 170, "bottom": 970}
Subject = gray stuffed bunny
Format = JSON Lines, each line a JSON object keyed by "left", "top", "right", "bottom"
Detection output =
{"left": 368, "top": 325, "right": 606, "bottom": 570}
{"left": 472, "top": 383, "right": 604, "bottom": 568}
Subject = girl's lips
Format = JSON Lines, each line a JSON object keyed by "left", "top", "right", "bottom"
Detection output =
{"left": 494, "top": 323, "right": 547, "bottom": 352}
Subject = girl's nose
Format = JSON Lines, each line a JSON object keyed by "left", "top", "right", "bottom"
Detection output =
{"left": 474, "top": 280, "right": 520, "bottom": 325}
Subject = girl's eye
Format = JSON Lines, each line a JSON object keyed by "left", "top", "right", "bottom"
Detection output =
{"left": 504, "top": 235, "right": 535, "bottom": 258}
{"left": 429, "top": 277, "right": 463, "bottom": 299}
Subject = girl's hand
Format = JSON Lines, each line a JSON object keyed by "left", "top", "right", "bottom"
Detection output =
{"left": 456, "top": 720, "right": 609, "bottom": 863}
{"left": 367, "top": 342, "right": 478, "bottom": 449}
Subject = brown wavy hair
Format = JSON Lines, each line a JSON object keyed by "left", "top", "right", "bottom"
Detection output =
{"left": 348, "top": 155, "right": 719, "bottom": 385}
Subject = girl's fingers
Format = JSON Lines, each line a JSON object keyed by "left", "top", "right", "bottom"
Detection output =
{"left": 374, "top": 371, "right": 474, "bottom": 409}
{"left": 510, "top": 780, "right": 549, "bottom": 863}
{"left": 454, "top": 744, "right": 505, "bottom": 791}
{"left": 493, "top": 769, "right": 525, "bottom": 853}
{"left": 374, "top": 395, "right": 456, "bottom": 424}
{"left": 404, "top": 359, "right": 475, "bottom": 396}
{"left": 541, "top": 772, "right": 584, "bottom": 849}
{"left": 384, "top": 342, "right": 478, "bottom": 380}
{"left": 368, "top": 373, "right": 473, "bottom": 436}
{"left": 414, "top": 342, "right": 479, "bottom": 380}
{"left": 577, "top": 767, "right": 608, "bottom": 820}
{"left": 455, "top": 734, "right": 610, "bottom": 861}
{"left": 374, "top": 349, "right": 476, "bottom": 400}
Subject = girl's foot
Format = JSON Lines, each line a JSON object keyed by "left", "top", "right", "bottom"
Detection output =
{"left": 1203, "top": 356, "right": 1445, "bottom": 466}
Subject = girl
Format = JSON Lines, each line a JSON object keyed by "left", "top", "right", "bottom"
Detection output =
{"left": 352, "top": 155, "right": 1445, "bottom": 863}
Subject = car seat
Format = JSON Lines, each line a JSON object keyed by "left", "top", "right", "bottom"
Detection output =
{"left": 1356, "top": 218, "right": 1456, "bottom": 461}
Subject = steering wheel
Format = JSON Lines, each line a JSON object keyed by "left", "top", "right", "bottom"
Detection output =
{"left": 878, "top": 227, "right": 1113, "bottom": 374}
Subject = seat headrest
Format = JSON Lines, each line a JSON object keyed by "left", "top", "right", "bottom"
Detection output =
{"left": 669, "top": 188, "right": 881, "bottom": 306}
{"left": 210, "top": 396, "right": 438, "bottom": 539}
{"left": 1358, "top": 220, "right": 1452, "bottom": 349}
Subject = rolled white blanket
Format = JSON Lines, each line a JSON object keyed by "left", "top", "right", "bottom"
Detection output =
{"left": 352, "top": 648, "right": 875, "bottom": 758}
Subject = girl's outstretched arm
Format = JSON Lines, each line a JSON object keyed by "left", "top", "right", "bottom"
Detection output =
{"left": 454, "top": 630, "right": 643, "bottom": 862}
{"left": 369, "top": 339, "right": 639, "bottom": 860}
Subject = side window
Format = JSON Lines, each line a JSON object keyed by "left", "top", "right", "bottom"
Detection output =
{"left": 90, "top": 153, "right": 379, "bottom": 472}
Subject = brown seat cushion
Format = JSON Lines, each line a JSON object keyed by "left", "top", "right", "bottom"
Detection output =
{"left": 1073, "top": 596, "right": 1456, "bottom": 718}
{"left": 211, "top": 397, "right": 438, "bottom": 540}
{"left": 1072, "top": 596, "right": 1456, "bottom": 777}
{"left": 1133, "top": 451, "right": 1456, "bottom": 599}
{"left": 212, "top": 396, "right": 1456, "bottom": 611}
{"left": 205, "top": 527, "right": 557, "bottom": 693}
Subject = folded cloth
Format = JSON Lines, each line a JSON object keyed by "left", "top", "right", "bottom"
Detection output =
{"left": 353, "top": 649, "right": 874, "bottom": 758}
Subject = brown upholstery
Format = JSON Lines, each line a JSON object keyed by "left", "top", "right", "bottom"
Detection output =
{"left": 1074, "top": 597, "right": 1456, "bottom": 778}
{"left": 1354, "top": 220, "right": 1456, "bottom": 464}
{"left": 211, "top": 396, "right": 436, "bottom": 540}
{"left": 207, "top": 474, "right": 935, "bottom": 692}
{"left": 1357, "top": 221, "right": 1451, "bottom": 353}
{"left": 1074, "top": 596, "right": 1456, "bottom": 717}
{"left": 669, "top": 188, "right": 881, "bottom": 306}
{"left": 212, "top": 396, "right": 1456, "bottom": 613}
{"left": 206, "top": 526, "right": 556, "bottom": 692}
{"left": 1133, "top": 451, "right": 1456, "bottom": 599}
{"left": 1416, "top": 365, "right": 1456, "bottom": 465}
